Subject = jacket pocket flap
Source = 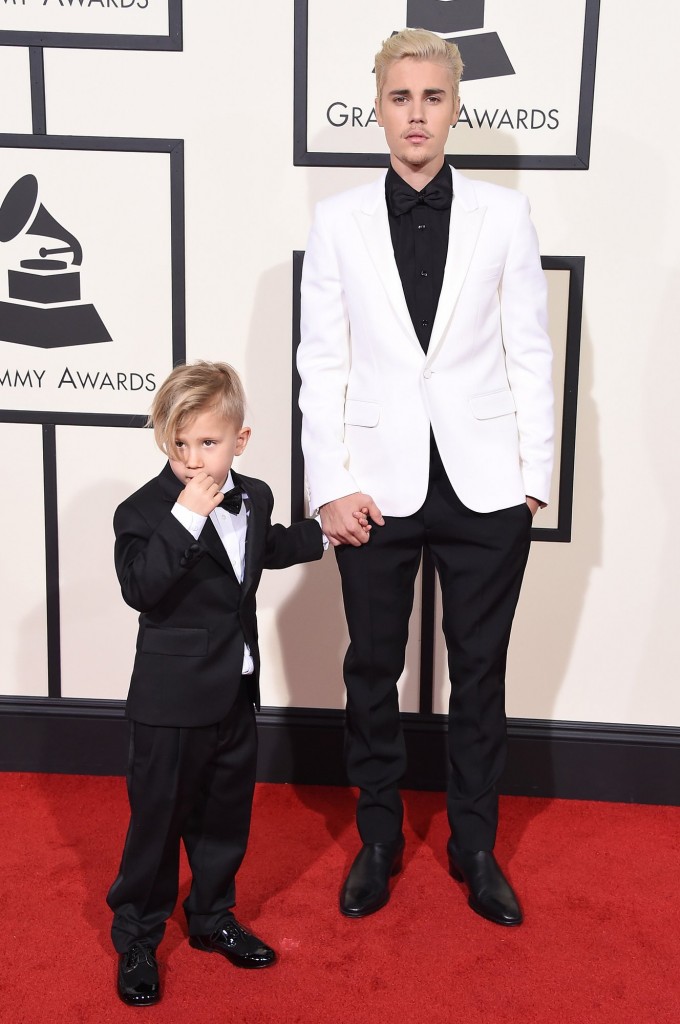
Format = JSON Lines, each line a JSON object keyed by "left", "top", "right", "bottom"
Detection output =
{"left": 140, "top": 625, "right": 208, "bottom": 657}
{"left": 344, "top": 400, "right": 381, "bottom": 427}
{"left": 469, "top": 389, "right": 517, "bottom": 420}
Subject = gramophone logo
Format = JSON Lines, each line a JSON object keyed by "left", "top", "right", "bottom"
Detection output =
{"left": 0, "top": 174, "right": 111, "bottom": 349}
{"left": 405, "top": 0, "right": 514, "bottom": 81}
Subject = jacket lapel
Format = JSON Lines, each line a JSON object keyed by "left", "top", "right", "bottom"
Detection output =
{"left": 353, "top": 167, "right": 486, "bottom": 362}
{"left": 427, "top": 166, "right": 486, "bottom": 364}
{"left": 233, "top": 470, "right": 262, "bottom": 598}
{"left": 353, "top": 174, "right": 423, "bottom": 355}
{"left": 157, "top": 462, "right": 239, "bottom": 581}
{"left": 158, "top": 460, "right": 184, "bottom": 502}
{"left": 201, "top": 517, "right": 239, "bottom": 578}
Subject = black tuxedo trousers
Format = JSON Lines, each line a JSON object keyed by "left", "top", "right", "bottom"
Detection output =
{"left": 335, "top": 455, "right": 532, "bottom": 851}
{"left": 107, "top": 683, "right": 257, "bottom": 953}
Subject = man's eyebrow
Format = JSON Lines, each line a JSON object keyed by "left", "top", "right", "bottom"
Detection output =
{"left": 386, "top": 87, "right": 446, "bottom": 97}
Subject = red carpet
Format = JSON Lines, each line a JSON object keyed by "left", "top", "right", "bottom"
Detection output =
{"left": 1, "top": 774, "right": 679, "bottom": 1023}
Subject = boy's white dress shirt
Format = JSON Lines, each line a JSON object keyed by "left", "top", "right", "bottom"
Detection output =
{"left": 170, "top": 471, "right": 254, "bottom": 675}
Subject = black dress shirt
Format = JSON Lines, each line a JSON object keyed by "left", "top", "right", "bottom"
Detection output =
{"left": 385, "top": 161, "right": 453, "bottom": 353}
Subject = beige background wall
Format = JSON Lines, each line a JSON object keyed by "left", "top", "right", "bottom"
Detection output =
{"left": 1, "top": 1, "right": 678, "bottom": 728}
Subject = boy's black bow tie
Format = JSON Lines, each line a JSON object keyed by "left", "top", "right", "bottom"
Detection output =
{"left": 389, "top": 183, "right": 451, "bottom": 216}
{"left": 221, "top": 485, "right": 244, "bottom": 515}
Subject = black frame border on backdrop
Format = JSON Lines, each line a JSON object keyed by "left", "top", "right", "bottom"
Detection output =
{"left": 533, "top": 255, "right": 584, "bottom": 544}
{"left": 0, "top": 0, "right": 182, "bottom": 52}
{"left": 293, "top": 0, "right": 601, "bottom": 170}
{"left": 0, "top": 132, "right": 186, "bottom": 698}
{"left": 0, "top": 131, "right": 186, "bottom": 428}
{"left": 290, "top": 251, "right": 583, "bottom": 712}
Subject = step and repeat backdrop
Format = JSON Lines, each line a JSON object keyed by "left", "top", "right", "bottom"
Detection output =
{"left": 296, "top": 0, "right": 597, "bottom": 168}
{"left": 1, "top": 1, "right": 678, "bottom": 733}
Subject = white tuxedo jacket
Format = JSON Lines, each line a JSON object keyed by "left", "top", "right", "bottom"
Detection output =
{"left": 298, "top": 166, "right": 554, "bottom": 516}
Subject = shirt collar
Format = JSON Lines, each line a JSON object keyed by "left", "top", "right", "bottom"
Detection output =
{"left": 218, "top": 471, "right": 248, "bottom": 510}
{"left": 385, "top": 160, "right": 453, "bottom": 206}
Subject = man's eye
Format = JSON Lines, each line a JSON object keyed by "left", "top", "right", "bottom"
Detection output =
{"left": 175, "top": 441, "right": 185, "bottom": 449}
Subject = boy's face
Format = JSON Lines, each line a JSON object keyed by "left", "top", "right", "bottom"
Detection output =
{"left": 376, "top": 58, "right": 460, "bottom": 177}
{"left": 168, "top": 406, "right": 250, "bottom": 491}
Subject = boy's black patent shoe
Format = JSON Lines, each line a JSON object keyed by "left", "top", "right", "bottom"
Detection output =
{"left": 448, "top": 845, "right": 523, "bottom": 926}
{"left": 189, "top": 915, "right": 277, "bottom": 968}
{"left": 339, "top": 835, "right": 405, "bottom": 918}
{"left": 117, "top": 944, "right": 160, "bottom": 1006}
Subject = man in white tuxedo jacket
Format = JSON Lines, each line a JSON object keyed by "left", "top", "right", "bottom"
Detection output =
{"left": 298, "top": 29, "right": 553, "bottom": 926}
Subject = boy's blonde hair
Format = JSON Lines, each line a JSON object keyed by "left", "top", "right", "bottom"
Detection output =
{"left": 149, "top": 360, "right": 246, "bottom": 458}
{"left": 375, "top": 28, "right": 464, "bottom": 102}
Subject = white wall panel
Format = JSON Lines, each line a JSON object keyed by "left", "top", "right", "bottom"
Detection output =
{"left": 0, "top": 422, "right": 48, "bottom": 696}
{"left": 57, "top": 424, "right": 159, "bottom": 700}
{"left": 256, "top": 558, "right": 422, "bottom": 712}
{"left": 0, "top": 47, "right": 31, "bottom": 133}
{"left": 1, "top": 3, "right": 678, "bottom": 728}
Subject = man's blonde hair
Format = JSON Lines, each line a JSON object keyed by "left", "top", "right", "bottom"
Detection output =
{"left": 149, "top": 360, "right": 246, "bottom": 458}
{"left": 375, "top": 28, "right": 464, "bottom": 101}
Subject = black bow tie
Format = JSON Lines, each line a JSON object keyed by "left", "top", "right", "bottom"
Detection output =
{"left": 221, "top": 484, "right": 244, "bottom": 515}
{"left": 389, "top": 182, "right": 452, "bottom": 217}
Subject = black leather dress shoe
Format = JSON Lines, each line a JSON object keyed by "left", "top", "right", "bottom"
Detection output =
{"left": 189, "top": 915, "right": 276, "bottom": 968}
{"left": 117, "top": 944, "right": 160, "bottom": 1006}
{"left": 340, "top": 836, "right": 405, "bottom": 918}
{"left": 448, "top": 845, "right": 523, "bottom": 926}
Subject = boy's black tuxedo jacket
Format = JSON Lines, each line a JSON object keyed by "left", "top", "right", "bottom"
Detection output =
{"left": 114, "top": 463, "right": 323, "bottom": 728}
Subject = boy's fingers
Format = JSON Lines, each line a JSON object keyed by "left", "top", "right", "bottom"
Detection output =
{"left": 365, "top": 499, "right": 384, "bottom": 525}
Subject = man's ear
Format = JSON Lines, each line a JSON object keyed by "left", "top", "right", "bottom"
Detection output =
{"left": 451, "top": 95, "right": 461, "bottom": 128}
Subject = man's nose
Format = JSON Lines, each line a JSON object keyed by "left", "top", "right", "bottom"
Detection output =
{"left": 410, "top": 102, "right": 426, "bottom": 122}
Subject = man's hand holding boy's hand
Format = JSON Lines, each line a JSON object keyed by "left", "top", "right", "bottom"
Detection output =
{"left": 320, "top": 493, "right": 384, "bottom": 547}
{"left": 177, "top": 471, "right": 224, "bottom": 517}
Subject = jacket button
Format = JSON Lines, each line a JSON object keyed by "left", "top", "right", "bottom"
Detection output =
{"left": 180, "top": 557, "right": 188, "bottom": 567}
{"left": 423, "top": 369, "right": 433, "bottom": 379}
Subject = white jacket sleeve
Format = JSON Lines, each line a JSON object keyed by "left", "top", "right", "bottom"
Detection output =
{"left": 297, "top": 201, "right": 360, "bottom": 513}
{"left": 499, "top": 195, "right": 554, "bottom": 504}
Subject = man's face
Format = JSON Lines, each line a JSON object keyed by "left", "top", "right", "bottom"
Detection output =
{"left": 169, "top": 407, "right": 250, "bottom": 490}
{"left": 376, "top": 58, "right": 460, "bottom": 178}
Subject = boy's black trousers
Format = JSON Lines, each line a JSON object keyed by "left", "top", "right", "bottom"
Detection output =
{"left": 107, "top": 682, "right": 257, "bottom": 953}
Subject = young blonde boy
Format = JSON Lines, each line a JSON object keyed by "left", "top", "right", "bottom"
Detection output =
{"left": 107, "top": 361, "right": 323, "bottom": 1006}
